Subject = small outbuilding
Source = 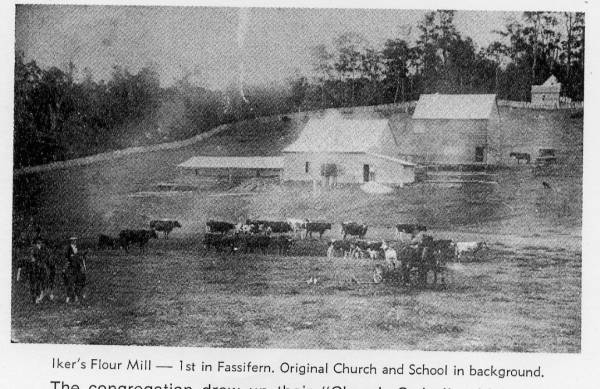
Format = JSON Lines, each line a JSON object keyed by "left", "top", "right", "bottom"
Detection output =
{"left": 407, "top": 94, "right": 497, "bottom": 165}
{"left": 282, "top": 111, "right": 415, "bottom": 186}
{"left": 178, "top": 156, "right": 283, "bottom": 181}
{"left": 531, "top": 75, "right": 561, "bottom": 108}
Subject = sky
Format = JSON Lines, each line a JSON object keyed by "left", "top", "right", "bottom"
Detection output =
{"left": 15, "top": 5, "right": 526, "bottom": 90}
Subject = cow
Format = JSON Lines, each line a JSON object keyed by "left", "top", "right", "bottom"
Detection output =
{"left": 306, "top": 222, "right": 332, "bottom": 239}
{"left": 341, "top": 222, "right": 368, "bottom": 240}
{"left": 118, "top": 229, "right": 158, "bottom": 252}
{"left": 287, "top": 218, "right": 309, "bottom": 239}
{"left": 97, "top": 234, "right": 119, "bottom": 250}
{"left": 455, "top": 241, "right": 488, "bottom": 261}
{"left": 327, "top": 239, "right": 354, "bottom": 259}
{"left": 62, "top": 251, "right": 87, "bottom": 304}
{"left": 150, "top": 219, "right": 182, "bottom": 239}
{"left": 263, "top": 221, "right": 293, "bottom": 234}
{"left": 206, "top": 220, "right": 236, "bottom": 234}
{"left": 272, "top": 235, "right": 294, "bottom": 255}
{"left": 509, "top": 152, "right": 531, "bottom": 164}
{"left": 236, "top": 234, "right": 271, "bottom": 254}
{"left": 395, "top": 224, "right": 427, "bottom": 238}
{"left": 352, "top": 240, "right": 383, "bottom": 259}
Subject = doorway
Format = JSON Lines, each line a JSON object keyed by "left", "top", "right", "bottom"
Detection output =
{"left": 363, "top": 164, "right": 370, "bottom": 182}
{"left": 475, "top": 147, "right": 485, "bottom": 163}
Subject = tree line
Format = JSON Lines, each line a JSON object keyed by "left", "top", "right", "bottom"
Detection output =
{"left": 14, "top": 10, "right": 584, "bottom": 168}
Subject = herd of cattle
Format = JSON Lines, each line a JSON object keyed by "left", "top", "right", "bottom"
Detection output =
{"left": 17, "top": 217, "right": 489, "bottom": 304}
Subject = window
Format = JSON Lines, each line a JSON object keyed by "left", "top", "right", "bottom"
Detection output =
{"left": 305, "top": 162, "right": 310, "bottom": 173}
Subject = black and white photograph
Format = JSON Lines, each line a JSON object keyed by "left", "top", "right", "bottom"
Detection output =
{"left": 11, "top": 3, "right": 584, "bottom": 353}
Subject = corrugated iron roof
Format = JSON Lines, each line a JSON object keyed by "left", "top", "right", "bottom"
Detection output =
{"left": 412, "top": 94, "right": 496, "bottom": 120}
{"left": 178, "top": 156, "right": 284, "bottom": 169}
{"left": 283, "top": 111, "right": 393, "bottom": 153}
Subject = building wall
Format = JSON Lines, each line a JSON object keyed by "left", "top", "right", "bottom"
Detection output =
{"left": 531, "top": 91, "right": 560, "bottom": 107}
{"left": 409, "top": 119, "right": 489, "bottom": 164}
{"left": 282, "top": 152, "right": 414, "bottom": 185}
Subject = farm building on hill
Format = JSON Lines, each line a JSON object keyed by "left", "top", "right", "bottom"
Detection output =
{"left": 531, "top": 75, "right": 561, "bottom": 108}
{"left": 178, "top": 156, "right": 283, "bottom": 181}
{"left": 406, "top": 94, "right": 497, "bottom": 165}
{"left": 282, "top": 111, "right": 415, "bottom": 186}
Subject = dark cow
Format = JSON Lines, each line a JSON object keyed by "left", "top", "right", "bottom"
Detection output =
{"left": 203, "top": 233, "right": 237, "bottom": 253}
{"left": 236, "top": 235, "right": 272, "bottom": 254}
{"left": 97, "top": 234, "right": 119, "bottom": 250}
{"left": 206, "top": 220, "right": 236, "bottom": 234}
{"left": 341, "top": 222, "right": 368, "bottom": 240}
{"left": 62, "top": 251, "right": 87, "bottom": 304}
{"left": 396, "top": 224, "right": 427, "bottom": 235}
{"left": 118, "top": 229, "right": 158, "bottom": 252}
{"left": 327, "top": 239, "right": 355, "bottom": 259}
{"left": 272, "top": 235, "right": 294, "bottom": 255}
{"left": 305, "top": 222, "right": 332, "bottom": 239}
{"left": 509, "top": 152, "right": 531, "bottom": 164}
{"left": 352, "top": 240, "right": 384, "bottom": 259}
{"left": 150, "top": 219, "right": 182, "bottom": 239}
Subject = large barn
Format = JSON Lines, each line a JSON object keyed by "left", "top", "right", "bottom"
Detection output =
{"left": 282, "top": 111, "right": 415, "bottom": 186}
{"left": 405, "top": 94, "right": 497, "bottom": 165}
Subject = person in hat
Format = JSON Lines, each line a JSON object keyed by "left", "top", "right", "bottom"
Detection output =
{"left": 63, "top": 236, "right": 86, "bottom": 303}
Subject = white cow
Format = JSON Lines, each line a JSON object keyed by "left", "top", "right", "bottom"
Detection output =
{"left": 455, "top": 241, "right": 488, "bottom": 261}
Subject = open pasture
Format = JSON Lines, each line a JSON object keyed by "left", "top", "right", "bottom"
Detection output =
{"left": 11, "top": 237, "right": 580, "bottom": 351}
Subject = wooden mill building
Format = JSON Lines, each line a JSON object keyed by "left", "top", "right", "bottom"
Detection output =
{"left": 282, "top": 111, "right": 415, "bottom": 186}
{"left": 405, "top": 94, "right": 497, "bottom": 165}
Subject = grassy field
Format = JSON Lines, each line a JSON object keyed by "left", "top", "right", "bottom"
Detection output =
{"left": 11, "top": 107, "right": 582, "bottom": 351}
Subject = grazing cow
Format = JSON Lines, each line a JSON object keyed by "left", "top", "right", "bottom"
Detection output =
{"left": 150, "top": 219, "right": 182, "bottom": 239}
{"left": 118, "top": 229, "right": 158, "bottom": 252}
{"left": 234, "top": 223, "right": 254, "bottom": 235}
{"left": 455, "top": 241, "right": 488, "bottom": 261}
{"left": 287, "top": 218, "right": 309, "bottom": 239}
{"left": 509, "top": 152, "right": 531, "bottom": 164}
{"left": 327, "top": 239, "right": 354, "bottom": 259}
{"left": 306, "top": 222, "right": 332, "bottom": 239}
{"left": 97, "top": 234, "right": 119, "bottom": 250}
{"left": 206, "top": 220, "right": 236, "bottom": 234}
{"left": 341, "top": 222, "right": 368, "bottom": 240}
{"left": 203, "top": 233, "right": 238, "bottom": 253}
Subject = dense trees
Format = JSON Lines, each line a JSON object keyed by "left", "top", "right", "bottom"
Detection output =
{"left": 14, "top": 10, "right": 584, "bottom": 168}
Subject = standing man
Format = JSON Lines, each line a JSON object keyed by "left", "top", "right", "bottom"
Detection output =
{"left": 63, "top": 236, "right": 86, "bottom": 303}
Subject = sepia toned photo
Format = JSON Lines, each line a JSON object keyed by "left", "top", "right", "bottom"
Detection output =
{"left": 12, "top": 5, "right": 583, "bottom": 352}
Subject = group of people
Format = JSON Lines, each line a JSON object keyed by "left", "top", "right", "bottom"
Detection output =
{"left": 17, "top": 233, "right": 87, "bottom": 304}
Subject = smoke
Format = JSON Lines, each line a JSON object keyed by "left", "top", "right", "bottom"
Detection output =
{"left": 237, "top": 7, "right": 250, "bottom": 103}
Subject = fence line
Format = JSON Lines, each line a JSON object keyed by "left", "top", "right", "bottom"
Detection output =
{"left": 14, "top": 124, "right": 230, "bottom": 176}
{"left": 14, "top": 98, "right": 582, "bottom": 176}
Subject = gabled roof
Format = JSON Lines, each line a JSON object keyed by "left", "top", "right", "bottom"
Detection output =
{"left": 412, "top": 94, "right": 497, "bottom": 120}
{"left": 542, "top": 75, "right": 560, "bottom": 86}
{"left": 178, "top": 156, "right": 283, "bottom": 169}
{"left": 283, "top": 111, "right": 394, "bottom": 153}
